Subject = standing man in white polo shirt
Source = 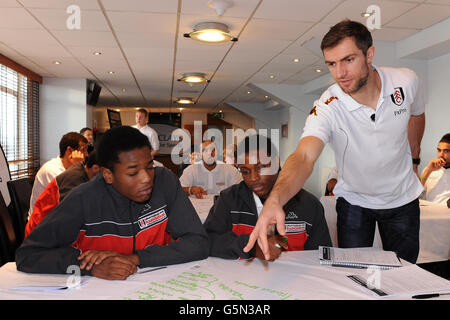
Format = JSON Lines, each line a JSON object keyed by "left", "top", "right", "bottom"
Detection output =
{"left": 134, "top": 108, "right": 160, "bottom": 158}
{"left": 244, "top": 20, "right": 425, "bottom": 263}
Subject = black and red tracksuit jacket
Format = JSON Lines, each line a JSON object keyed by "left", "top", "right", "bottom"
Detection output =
{"left": 204, "top": 181, "right": 332, "bottom": 259}
{"left": 16, "top": 167, "right": 209, "bottom": 275}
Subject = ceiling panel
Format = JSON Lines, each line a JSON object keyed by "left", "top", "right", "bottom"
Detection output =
{"left": 385, "top": 3, "right": 450, "bottom": 29}
{"left": 0, "top": 8, "right": 42, "bottom": 29}
{"left": 28, "top": 8, "right": 109, "bottom": 31}
{"left": 20, "top": 0, "right": 101, "bottom": 10}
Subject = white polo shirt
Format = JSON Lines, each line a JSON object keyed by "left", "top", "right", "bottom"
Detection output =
{"left": 422, "top": 168, "right": 450, "bottom": 204}
{"left": 301, "top": 65, "right": 425, "bottom": 209}
{"left": 133, "top": 124, "right": 160, "bottom": 152}
{"left": 180, "top": 162, "right": 243, "bottom": 195}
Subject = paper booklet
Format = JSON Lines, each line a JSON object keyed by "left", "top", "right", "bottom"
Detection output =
{"left": 7, "top": 275, "right": 88, "bottom": 293}
{"left": 347, "top": 264, "right": 450, "bottom": 298}
{"left": 318, "top": 246, "right": 403, "bottom": 270}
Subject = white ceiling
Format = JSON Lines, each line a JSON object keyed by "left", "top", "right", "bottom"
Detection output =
{"left": 1, "top": 0, "right": 450, "bottom": 113}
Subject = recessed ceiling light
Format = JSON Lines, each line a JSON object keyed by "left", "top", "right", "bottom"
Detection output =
{"left": 269, "top": 75, "right": 275, "bottom": 79}
{"left": 93, "top": 52, "right": 102, "bottom": 56}
{"left": 178, "top": 72, "right": 209, "bottom": 84}
{"left": 265, "top": 95, "right": 269, "bottom": 99}
{"left": 361, "top": 12, "right": 372, "bottom": 17}
{"left": 108, "top": 71, "right": 115, "bottom": 74}
{"left": 316, "top": 68, "right": 322, "bottom": 73}
{"left": 122, "top": 88, "right": 126, "bottom": 92}
{"left": 293, "top": 58, "right": 300, "bottom": 63}
{"left": 53, "top": 61, "right": 61, "bottom": 65}
{"left": 176, "top": 97, "right": 195, "bottom": 105}
{"left": 184, "top": 22, "right": 238, "bottom": 43}
{"left": 247, "top": 91, "right": 251, "bottom": 94}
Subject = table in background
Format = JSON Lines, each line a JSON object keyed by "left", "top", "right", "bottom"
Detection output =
{"left": 189, "top": 194, "right": 215, "bottom": 223}
{"left": 1, "top": 250, "right": 448, "bottom": 300}
{"left": 320, "top": 196, "right": 450, "bottom": 264}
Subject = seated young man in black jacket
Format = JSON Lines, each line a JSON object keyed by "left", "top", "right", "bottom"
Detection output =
{"left": 16, "top": 126, "right": 209, "bottom": 280}
{"left": 204, "top": 134, "right": 331, "bottom": 261}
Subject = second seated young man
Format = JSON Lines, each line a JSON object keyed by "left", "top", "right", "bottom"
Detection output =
{"left": 16, "top": 126, "right": 209, "bottom": 280}
{"left": 204, "top": 134, "right": 332, "bottom": 261}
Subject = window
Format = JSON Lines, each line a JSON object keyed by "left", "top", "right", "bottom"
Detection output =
{"left": 0, "top": 63, "right": 40, "bottom": 180}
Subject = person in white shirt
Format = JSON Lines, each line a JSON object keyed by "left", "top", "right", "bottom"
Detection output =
{"left": 133, "top": 108, "right": 159, "bottom": 158}
{"left": 29, "top": 132, "right": 88, "bottom": 218}
{"left": 180, "top": 141, "right": 242, "bottom": 199}
{"left": 244, "top": 20, "right": 425, "bottom": 264}
{"left": 420, "top": 133, "right": 450, "bottom": 205}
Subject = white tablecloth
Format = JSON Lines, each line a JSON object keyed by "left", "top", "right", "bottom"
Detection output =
{"left": 320, "top": 196, "right": 450, "bottom": 263}
{"left": 189, "top": 194, "right": 215, "bottom": 223}
{"left": 0, "top": 250, "right": 448, "bottom": 300}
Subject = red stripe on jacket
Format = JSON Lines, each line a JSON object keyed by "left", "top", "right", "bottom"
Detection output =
{"left": 232, "top": 223, "right": 308, "bottom": 251}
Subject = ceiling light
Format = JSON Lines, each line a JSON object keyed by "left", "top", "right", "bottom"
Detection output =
{"left": 53, "top": 61, "right": 61, "bottom": 65}
{"left": 122, "top": 88, "right": 126, "bottom": 92}
{"left": 293, "top": 58, "right": 300, "bottom": 63}
{"left": 184, "top": 22, "right": 238, "bottom": 43}
{"left": 178, "top": 72, "right": 209, "bottom": 84}
{"left": 176, "top": 97, "right": 195, "bottom": 105}
{"left": 93, "top": 52, "right": 102, "bottom": 56}
{"left": 269, "top": 75, "right": 275, "bottom": 79}
{"left": 265, "top": 95, "right": 269, "bottom": 99}
{"left": 316, "top": 68, "right": 322, "bottom": 73}
{"left": 361, "top": 11, "right": 372, "bottom": 17}
{"left": 108, "top": 71, "right": 115, "bottom": 74}
{"left": 247, "top": 91, "right": 251, "bottom": 94}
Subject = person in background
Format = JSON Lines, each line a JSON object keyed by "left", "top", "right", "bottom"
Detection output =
{"left": 325, "top": 167, "right": 338, "bottom": 196}
{"left": 25, "top": 151, "right": 100, "bottom": 237}
{"left": 204, "top": 134, "right": 331, "bottom": 261}
{"left": 244, "top": 19, "right": 425, "bottom": 264}
{"left": 133, "top": 108, "right": 159, "bottom": 158}
{"left": 420, "top": 133, "right": 450, "bottom": 205}
{"left": 16, "top": 126, "right": 209, "bottom": 280}
{"left": 29, "top": 132, "right": 88, "bottom": 218}
{"left": 80, "top": 127, "right": 95, "bottom": 154}
{"left": 180, "top": 141, "right": 242, "bottom": 199}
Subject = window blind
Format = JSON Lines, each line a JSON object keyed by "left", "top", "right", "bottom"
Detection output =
{"left": 0, "top": 64, "right": 40, "bottom": 180}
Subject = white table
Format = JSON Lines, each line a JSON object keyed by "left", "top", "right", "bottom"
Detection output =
{"left": 0, "top": 250, "right": 448, "bottom": 300}
{"left": 320, "top": 196, "right": 450, "bottom": 263}
{"left": 189, "top": 194, "right": 215, "bottom": 223}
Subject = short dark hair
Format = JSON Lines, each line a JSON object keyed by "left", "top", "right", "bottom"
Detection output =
{"left": 236, "top": 134, "right": 279, "bottom": 163}
{"left": 80, "top": 127, "right": 92, "bottom": 135}
{"left": 440, "top": 133, "right": 450, "bottom": 144}
{"left": 59, "top": 132, "right": 88, "bottom": 158}
{"left": 85, "top": 150, "right": 99, "bottom": 168}
{"left": 321, "top": 19, "right": 373, "bottom": 55}
{"left": 97, "top": 126, "right": 152, "bottom": 171}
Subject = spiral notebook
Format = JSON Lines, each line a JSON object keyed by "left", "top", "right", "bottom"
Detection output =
{"left": 319, "top": 246, "right": 403, "bottom": 270}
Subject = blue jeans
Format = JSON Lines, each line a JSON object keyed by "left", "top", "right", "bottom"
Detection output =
{"left": 336, "top": 197, "right": 420, "bottom": 263}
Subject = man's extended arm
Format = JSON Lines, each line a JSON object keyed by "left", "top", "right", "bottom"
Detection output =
{"left": 243, "top": 136, "right": 325, "bottom": 259}
{"left": 408, "top": 113, "right": 425, "bottom": 176}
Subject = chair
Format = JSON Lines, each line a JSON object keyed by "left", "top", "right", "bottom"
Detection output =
{"left": 0, "top": 192, "right": 17, "bottom": 265}
{"left": 7, "top": 178, "right": 32, "bottom": 245}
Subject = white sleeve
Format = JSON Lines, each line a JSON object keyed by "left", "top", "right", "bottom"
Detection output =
{"left": 179, "top": 165, "right": 194, "bottom": 187}
{"left": 300, "top": 101, "right": 333, "bottom": 145}
{"left": 410, "top": 71, "right": 425, "bottom": 116}
{"left": 327, "top": 167, "right": 338, "bottom": 181}
{"left": 149, "top": 128, "right": 160, "bottom": 151}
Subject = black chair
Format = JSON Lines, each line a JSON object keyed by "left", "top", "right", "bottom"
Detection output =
{"left": 7, "top": 178, "right": 32, "bottom": 245}
{"left": 0, "top": 192, "right": 17, "bottom": 265}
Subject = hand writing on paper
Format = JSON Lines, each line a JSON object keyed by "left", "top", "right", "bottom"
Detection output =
{"left": 191, "top": 186, "right": 208, "bottom": 199}
{"left": 243, "top": 200, "right": 287, "bottom": 260}
{"left": 254, "top": 235, "right": 288, "bottom": 262}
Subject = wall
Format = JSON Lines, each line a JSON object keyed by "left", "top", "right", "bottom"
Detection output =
{"left": 39, "top": 78, "right": 89, "bottom": 163}
{"left": 421, "top": 52, "right": 450, "bottom": 169}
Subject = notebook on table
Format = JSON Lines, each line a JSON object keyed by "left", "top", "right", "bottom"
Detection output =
{"left": 318, "top": 246, "right": 403, "bottom": 270}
